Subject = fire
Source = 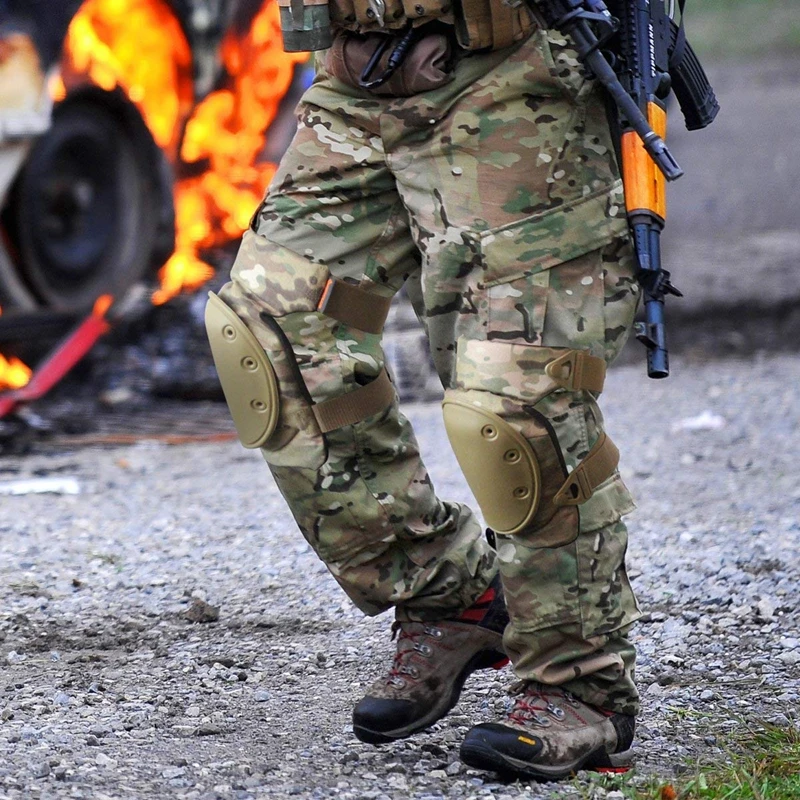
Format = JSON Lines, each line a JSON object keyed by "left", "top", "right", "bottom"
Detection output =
{"left": 0, "top": 32, "right": 44, "bottom": 393}
{"left": 0, "top": 355, "right": 31, "bottom": 392}
{"left": 0, "top": 0, "right": 305, "bottom": 400}
{"left": 58, "top": 0, "right": 306, "bottom": 306}
{"left": 0, "top": 309, "right": 32, "bottom": 392}
{"left": 154, "top": 2, "right": 306, "bottom": 304}
{"left": 56, "top": 0, "right": 193, "bottom": 157}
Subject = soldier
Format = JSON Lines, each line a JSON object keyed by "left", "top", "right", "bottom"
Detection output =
{"left": 205, "top": 0, "right": 641, "bottom": 781}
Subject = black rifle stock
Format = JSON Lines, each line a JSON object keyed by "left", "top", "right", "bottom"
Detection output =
{"left": 528, "top": 0, "right": 718, "bottom": 378}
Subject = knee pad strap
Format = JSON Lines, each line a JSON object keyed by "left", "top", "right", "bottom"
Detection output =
{"left": 553, "top": 432, "right": 619, "bottom": 506}
{"left": 312, "top": 369, "right": 396, "bottom": 432}
{"left": 317, "top": 277, "right": 393, "bottom": 335}
{"left": 544, "top": 349, "right": 607, "bottom": 394}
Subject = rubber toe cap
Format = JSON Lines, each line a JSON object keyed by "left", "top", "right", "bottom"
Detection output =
{"left": 462, "top": 722, "right": 545, "bottom": 762}
{"left": 352, "top": 697, "right": 417, "bottom": 735}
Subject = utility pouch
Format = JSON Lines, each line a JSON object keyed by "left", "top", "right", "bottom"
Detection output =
{"left": 456, "top": 0, "right": 534, "bottom": 50}
{"left": 325, "top": 29, "right": 454, "bottom": 95}
{"left": 279, "top": 0, "right": 334, "bottom": 51}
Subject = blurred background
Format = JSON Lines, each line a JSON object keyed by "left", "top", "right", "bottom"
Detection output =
{"left": 0, "top": 0, "right": 797, "bottom": 448}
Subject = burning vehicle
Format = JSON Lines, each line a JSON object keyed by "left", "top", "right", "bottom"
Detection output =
{"left": 0, "top": 0, "right": 310, "bottom": 400}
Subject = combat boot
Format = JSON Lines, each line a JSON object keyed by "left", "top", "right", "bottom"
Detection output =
{"left": 352, "top": 575, "right": 509, "bottom": 744}
{"left": 460, "top": 681, "right": 635, "bottom": 781}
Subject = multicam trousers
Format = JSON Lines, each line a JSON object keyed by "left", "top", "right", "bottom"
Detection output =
{"left": 218, "top": 27, "right": 642, "bottom": 715}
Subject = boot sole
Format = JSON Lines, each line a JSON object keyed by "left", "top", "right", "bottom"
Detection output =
{"left": 352, "top": 648, "right": 507, "bottom": 745}
{"left": 460, "top": 737, "right": 633, "bottom": 782}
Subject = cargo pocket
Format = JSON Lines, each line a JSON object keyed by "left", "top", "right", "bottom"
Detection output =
{"left": 478, "top": 182, "right": 628, "bottom": 289}
{"left": 576, "top": 516, "right": 641, "bottom": 638}
{"left": 496, "top": 528, "right": 581, "bottom": 631}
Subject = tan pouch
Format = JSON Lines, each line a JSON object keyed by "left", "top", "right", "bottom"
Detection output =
{"left": 456, "top": 0, "right": 534, "bottom": 50}
{"left": 325, "top": 30, "right": 454, "bottom": 95}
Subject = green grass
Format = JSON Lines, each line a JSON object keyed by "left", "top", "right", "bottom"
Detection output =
{"left": 571, "top": 724, "right": 800, "bottom": 800}
{"left": 686, "top": 0, "right": 800, "bottom": 58}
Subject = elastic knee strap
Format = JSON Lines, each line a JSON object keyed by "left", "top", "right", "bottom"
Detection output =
{"left": 553, "top": 432, "right": 619, "bottom": 506}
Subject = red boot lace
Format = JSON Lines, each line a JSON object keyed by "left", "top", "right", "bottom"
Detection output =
{"left": 385, "top": 622, "right": 442, "bottom": 688}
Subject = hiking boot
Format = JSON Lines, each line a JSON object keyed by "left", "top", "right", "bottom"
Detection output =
{"left": 352, "top": 575, "right": 509, "bottom": 744}
{"left": 460, "top": 681, "right": 635, "bottom": 781}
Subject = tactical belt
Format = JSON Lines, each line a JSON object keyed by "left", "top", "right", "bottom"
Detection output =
{"left": 553, "top": 432, "right": 619, "bottom": 506}
{"left": 313, "top": 368, "right": 395, "bottom": 432}
{"left": 317, "top": 277, "right": 393, "bottom": 335}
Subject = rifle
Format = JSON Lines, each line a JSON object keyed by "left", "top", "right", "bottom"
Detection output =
{"left": 528, "top": 0, "right": 719, "bottom": 378}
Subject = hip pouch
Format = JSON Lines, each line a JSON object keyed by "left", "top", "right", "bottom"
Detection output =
{"left": 325, "top": 27, "right": 455, "bottom": 95}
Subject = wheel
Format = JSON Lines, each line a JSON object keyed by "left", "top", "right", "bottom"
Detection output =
{"left": 12, "top": 96, "right": 159, "bottom": 309}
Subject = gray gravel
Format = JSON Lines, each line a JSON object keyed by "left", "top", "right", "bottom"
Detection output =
{"left": 0, "top": 352, "right": 798, "bottom": 799}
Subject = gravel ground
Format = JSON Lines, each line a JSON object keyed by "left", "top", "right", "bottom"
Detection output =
{"left": 0, "top": 353, "right": 798, "bottom": 800}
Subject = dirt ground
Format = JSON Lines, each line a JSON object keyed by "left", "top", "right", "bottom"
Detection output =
{"left": 0, "top": 351, "right": 799, "bottom": 800}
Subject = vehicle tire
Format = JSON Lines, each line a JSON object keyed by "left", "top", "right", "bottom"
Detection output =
{"left": 12, "top": 96, "right": 159, "bottom": 310}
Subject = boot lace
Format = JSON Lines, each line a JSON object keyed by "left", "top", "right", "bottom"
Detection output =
{"left": 507, "top": 681, "right": 572, "bottom": 728}
{"left": 385, "top": 621, "right": 443, "bottom": 688}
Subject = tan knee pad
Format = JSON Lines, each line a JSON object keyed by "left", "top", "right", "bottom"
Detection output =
{"left": 442, "top": 396, "right": 541, "bottom": 535}
{"left": 205, "top": 291, "right": 280, "bottom": 449}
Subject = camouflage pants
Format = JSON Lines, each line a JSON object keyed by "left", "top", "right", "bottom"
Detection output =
{"left": 218, "top": 27, "right": 641, "bottom": 715}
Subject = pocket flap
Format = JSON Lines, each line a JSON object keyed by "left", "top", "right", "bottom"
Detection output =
{"left": 479, "top": 182, "right": 627, "bottom": 287}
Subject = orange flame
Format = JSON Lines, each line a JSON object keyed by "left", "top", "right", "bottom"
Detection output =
{"left": 0, "top": 354, "right": 31, "bottom": 392}
{"left": 0, "top": 308, "right": 33, "bottom": 392}
{"left": 0, "top": 306, "right": 32, "bottom": 392}
{"left": 92, "top": 294, "right": 114, "bottom": 318}
{"left": 59, "top": 0, "right": 306, "bottom": 306}
{"left": 57, "top": 0, "right": 193, "bottom": 156}
{"left": 154, "top": 2, "right": 306, "bottom": 304}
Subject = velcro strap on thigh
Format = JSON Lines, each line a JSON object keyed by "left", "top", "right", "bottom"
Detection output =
{"left": 553, "top": 432, "right": 619, "bottom": 506}
{"left": 312, "top": 369, "right": 395, "bottom": 432}
{"left": 544, "top": 349, "right": 607, "bottom": 394}
{"left": 317, "top": 278, "right": 393, "bottom": 334}
{"left": 455, "top": 339, "right": 606, "bottom": 401}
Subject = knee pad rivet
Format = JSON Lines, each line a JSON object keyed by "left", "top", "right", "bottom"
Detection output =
{"left": 513, "top": 486, "right": 530, "bottom": 499}
{"left": 223, "top": 325, "right": 236, "bottom": 340}
{"left": 481, "top": 425, "right": 498, "bottom": 440}
{"left": 242, "top": 356, "right": 258, "bottom": 371}
{"left": 504, "top": 449, "right": 521, "bottom": 464}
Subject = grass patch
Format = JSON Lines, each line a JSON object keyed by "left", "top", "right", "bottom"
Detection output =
{"left": 573, "top": 724, "right": 800, "bottom": 799}
{"left": 686, "top": 0, "right": 800, "bottom": 58}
